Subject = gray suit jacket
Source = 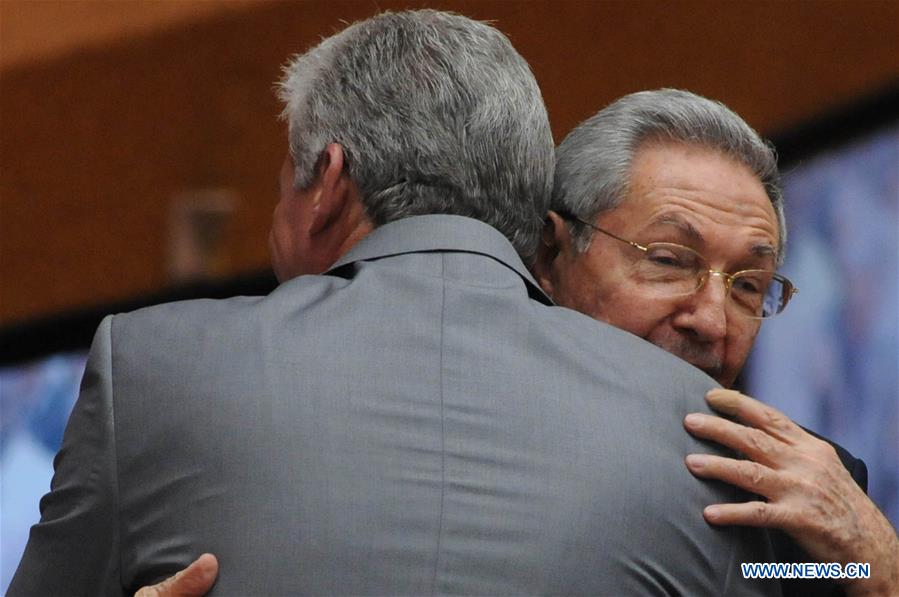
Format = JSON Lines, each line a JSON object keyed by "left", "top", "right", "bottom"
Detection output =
{"left": 11, "top": 215, "right": 779, "bottom": 596}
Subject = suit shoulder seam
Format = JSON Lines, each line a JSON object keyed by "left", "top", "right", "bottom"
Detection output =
{"left": 431, "top": 253, "right": 448, "bottom": 595}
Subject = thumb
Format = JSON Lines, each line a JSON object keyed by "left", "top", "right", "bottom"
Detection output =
{"left": 134, "top": 553, "right": 219, "bottom": 597}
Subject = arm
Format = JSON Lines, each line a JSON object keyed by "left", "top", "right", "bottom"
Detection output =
{"left": 684, "top": 388, "right": 899, "bottom": 597}
{"left": 135, "top": 554, "right": 218, "bottom": 597}
{"left": 7, "top": 317, "right": 122, "bottom": 596}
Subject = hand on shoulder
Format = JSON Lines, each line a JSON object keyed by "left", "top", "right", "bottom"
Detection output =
{"left": 684, "top": 388, "right": 899, "bottom": 596}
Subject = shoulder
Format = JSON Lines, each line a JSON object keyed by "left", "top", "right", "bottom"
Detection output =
{"left": 532, "top": 301, "right": 719, "bottom": 395}
{"left": 113, "top": 295, "right": 264, "bottom": 329}
{"left": 109, "top": 273, "right": 348, "bottom": 336}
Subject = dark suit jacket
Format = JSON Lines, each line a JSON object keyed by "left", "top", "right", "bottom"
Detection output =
{"left": 11, "top": 215, "right": 780, "bottom": 596}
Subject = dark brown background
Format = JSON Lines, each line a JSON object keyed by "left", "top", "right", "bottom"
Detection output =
{"left": 2, "top": 0, "right": 897, "bottom": 324}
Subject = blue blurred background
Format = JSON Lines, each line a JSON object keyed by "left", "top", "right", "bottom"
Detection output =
{"left": 748, "top": 123, "right": 899, "bottom": 528}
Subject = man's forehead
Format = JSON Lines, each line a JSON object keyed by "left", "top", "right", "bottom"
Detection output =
{"left": 611, "top": 142, "right": 780, "bottom": 252}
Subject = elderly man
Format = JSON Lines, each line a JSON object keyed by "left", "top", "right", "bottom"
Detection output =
{"left": 534, "top": 89, "right": 899, "bottom": 596}
{"left": 10, "top": 13, "right": 778, "bottom": 597}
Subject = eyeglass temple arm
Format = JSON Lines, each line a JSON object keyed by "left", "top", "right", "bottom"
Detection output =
{"left": 552, "top": 209, "right": 648, "bottom": 252}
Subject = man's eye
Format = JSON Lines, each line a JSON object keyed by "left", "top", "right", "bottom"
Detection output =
{"left": 733, "top": 276, "right": 764, "bottom": 295}
{"left": 646, "top": 250, "right": 687, "bottom": 268}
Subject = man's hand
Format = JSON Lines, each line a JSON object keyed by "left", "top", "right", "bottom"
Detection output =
{"left": 134, "top": 554, "right": 219, "bottom": 597}
{"left": 684, "top": 388, "right": 899, "bottom": 597}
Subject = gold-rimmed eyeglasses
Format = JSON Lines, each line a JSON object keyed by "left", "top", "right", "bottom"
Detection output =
{"left": 559, "top": 211, "right": 798, "bottom": 319}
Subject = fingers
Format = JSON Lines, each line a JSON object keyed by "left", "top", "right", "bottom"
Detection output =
{"left": 134, "top": 554, "right": 219, "bottom": 597}
{"left": 177, "top": 554, "right": 218, "bottom": 595}
{"left": 685, "top": 453, "right": 783, "bottom": 499}
{"left": 701, "top": 500, "right": 791, "bottom": 530}
{"left": 684, "top": 412, "right": 785, "bottom": 466}
{"left": 684, "top": 388, "right": 899, "bottom": 582}
{"left": 693, "top": 389, "right": 842, "bottom": 467}
{"left": 704, "top": 388, "right": 803, "bottom": 445}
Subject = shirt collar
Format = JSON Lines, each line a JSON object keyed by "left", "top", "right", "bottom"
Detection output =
{"left": 326, "top": 215, "right": 553, "bottom": 306}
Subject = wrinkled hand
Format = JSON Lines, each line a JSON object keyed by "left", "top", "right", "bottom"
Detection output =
{"left": 134, "top": 554, "right": 219, "bottom": 597}
{"left": 684, "top": 388, "right": 899, "bottom": 597}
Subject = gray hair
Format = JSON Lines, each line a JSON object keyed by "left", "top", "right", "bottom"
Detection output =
{"left": 553, "top": 89, "right": 786, "bottom": 265}
{"left": 277, "top": 10, "right": 554, "bottom": 263}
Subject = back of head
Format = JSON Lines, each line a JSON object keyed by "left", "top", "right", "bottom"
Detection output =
{"left": 553, "top": 89, "right": 787, "bottom": 264}
{"left": 278, "top": 10, "right": 554, "bottom": 263}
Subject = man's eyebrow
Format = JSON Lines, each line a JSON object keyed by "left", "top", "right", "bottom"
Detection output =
{"left": 649, "top": 214, "right": 778, "bottom": 262}
{"left": 647, "top": 214, "right": 704, "bottom": 244}
{"left": 751, "top": 244, "right": 778, "bottom": 259}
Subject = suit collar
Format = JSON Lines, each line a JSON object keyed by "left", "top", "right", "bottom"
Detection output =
{"left": 326, "top": 215, "right": 553, "bottom": 305}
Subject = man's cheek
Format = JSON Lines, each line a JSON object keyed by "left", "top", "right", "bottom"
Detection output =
{"left": 725, "top": 323, "right": 759, "bottom": 372}
{"left": 614, "top": 304, "right": 671, "bottom": 341}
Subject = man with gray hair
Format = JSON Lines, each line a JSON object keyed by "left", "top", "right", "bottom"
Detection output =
{"left": 11, "top": 14, "right": 777, "bottom": 596}
{"left": 534, "top": 88, "right": 899, "bottom": 596}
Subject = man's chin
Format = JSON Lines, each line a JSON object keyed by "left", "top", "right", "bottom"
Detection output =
{"left": 697, "top": 364, "right": 727, "bottom": 386}
{"left": 647, "top": 337, "right": 727, "bottom": 385}
{"left": 675, "top": 357, "right": 724, "bottom": 384}
{"left": 691, "top": 362, "right": 738, "bottom": 388}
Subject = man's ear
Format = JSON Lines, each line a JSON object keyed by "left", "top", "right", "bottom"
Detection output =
{"left": 308, "top": 143, "right": 351, "bottom": 235}
{"left": 533, "top": 210, "right": 571, "bottom": 297}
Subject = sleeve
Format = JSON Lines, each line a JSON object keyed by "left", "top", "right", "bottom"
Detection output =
{"left": 7, "top": 316, "right": 123, "bottom": 596}
{"left": 850, "top": 458, "right": 868, "bottom": 493}
{"left": 841, "top": 453, "right": 868, "bottom": 493}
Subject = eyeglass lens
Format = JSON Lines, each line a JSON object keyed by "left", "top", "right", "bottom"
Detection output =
{"left": 631, "top": 243, "right": 788, "bottom": 318}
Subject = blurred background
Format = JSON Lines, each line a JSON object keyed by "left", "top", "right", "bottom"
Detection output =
{"left": 1, "top": 1, "right": 897, "bottom": 591}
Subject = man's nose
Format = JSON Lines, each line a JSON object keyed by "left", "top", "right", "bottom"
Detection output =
{"left": 672, "top": 273, "right": 729, "bottom": 342}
